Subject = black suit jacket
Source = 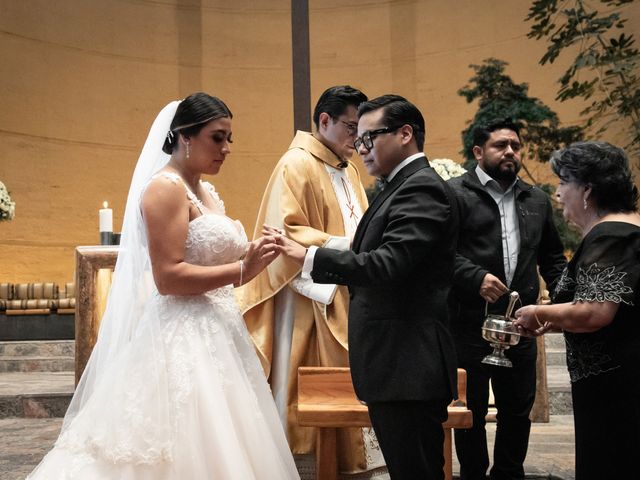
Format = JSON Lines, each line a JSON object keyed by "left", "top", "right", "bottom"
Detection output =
{"left": 312, "top": 158, "right": 460, "bottom": 403}
{"left": 447, "top": 170, "right": 566, "bottom": 339}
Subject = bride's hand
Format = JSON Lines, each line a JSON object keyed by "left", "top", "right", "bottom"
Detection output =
{"left": 262, "top": 224, "right": 307, "bottom": 266}
{"left": 242, "top": 236, "right": 280, "bottom": 283}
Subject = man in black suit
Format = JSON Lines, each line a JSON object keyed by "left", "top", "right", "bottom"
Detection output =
{"left": 269, "top": 95, "right": 460, "bottom": 479}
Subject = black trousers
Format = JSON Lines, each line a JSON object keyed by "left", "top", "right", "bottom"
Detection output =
{"left": 572, "top": 368, "right": 640, "bottom": 480}
{"left": 367, "top": 399, "right": 449, "bottom": 480}
{"left": 454, "top": 337, "right": 536, "bottom": 480}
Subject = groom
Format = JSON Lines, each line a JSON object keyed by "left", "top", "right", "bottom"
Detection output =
{"left": 276, "top": 95, "right": 460, "bottom": 479}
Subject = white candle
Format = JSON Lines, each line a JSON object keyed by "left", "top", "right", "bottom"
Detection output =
{"left": 99, "top": 201, "right": 113, "bottom": 232}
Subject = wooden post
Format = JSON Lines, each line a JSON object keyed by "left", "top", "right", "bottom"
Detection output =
{"left": 316, "top": 428, "right": 338, "bottom": 480}
{"left": 531, "top": 276, "right": 551, "bottom": 422}
{"left": 74, "top": 246, "right": 118, "bottom": 384}
{"left": 531, "top": 334, "right": 550, "bottom": 422}
{"left": 443, "top": 428, "right": 453, "bottom": 480}
{"left": 291, "top": 0, "right": 311, "bottom": 134}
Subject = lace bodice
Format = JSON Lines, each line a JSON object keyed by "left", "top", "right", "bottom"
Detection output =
{"left": 154, "top": 171, "right": 248, "bottom": 267}
{"left": 185, "top": 214, "right": 247, "bottom": 267}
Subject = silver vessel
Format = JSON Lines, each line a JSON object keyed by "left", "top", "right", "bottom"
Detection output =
{"left": 481, "top": 291, "right": 521, "bottom": 367}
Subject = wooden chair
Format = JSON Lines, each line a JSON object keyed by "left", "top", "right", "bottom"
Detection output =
{"left": 297, "top": 367, "right": 472, "bottom": 480}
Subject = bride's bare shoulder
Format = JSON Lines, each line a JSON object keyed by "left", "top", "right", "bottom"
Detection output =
{"left": 141, "top": 172, "right": 188, "bottom": 218}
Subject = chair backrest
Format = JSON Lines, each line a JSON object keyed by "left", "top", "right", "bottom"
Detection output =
{"left": 298, "top": 367, "right": 468, "bottom": 407}
{"left": 298, "top": 367, "right": 361, "bottom": 406}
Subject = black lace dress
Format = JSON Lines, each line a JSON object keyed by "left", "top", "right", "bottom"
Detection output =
{"left": 552, "top": 221, "right": 640, "bottom": 479}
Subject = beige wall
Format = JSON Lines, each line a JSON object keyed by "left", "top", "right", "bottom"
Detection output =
{"left": 1, "top": 0, "right": 638, "bottom": 285}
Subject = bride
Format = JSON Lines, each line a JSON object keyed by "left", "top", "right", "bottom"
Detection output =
{"left": 27, "top": 93, "right": 300, "bottom": 479}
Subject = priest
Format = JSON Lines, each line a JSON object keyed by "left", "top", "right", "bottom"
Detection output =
{"left": 238, "top": 85, "right": 382, "bottom": 474}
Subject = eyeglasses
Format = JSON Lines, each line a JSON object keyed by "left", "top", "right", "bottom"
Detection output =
{"left": 340, "top": 120, "right": 358, "bottom": 136}
{"left": 354, "top": 126, "right": 400, "bottom": 151}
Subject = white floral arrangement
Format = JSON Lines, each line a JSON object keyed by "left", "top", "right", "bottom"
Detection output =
{"left": 430, "top": 158, "right": 467, "bottom": 181}
{"left": 0, "top": 181, "right": 16, "bottom": 221}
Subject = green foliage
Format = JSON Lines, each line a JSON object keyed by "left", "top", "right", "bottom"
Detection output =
{"left": 527, "top": 0, "right": 640, "bottom": 160}
{"left": 458, "top": 58, "right": 582, "bottom": 169}
{"left": 365, "top": 182, "right": 381, "bottom": 203}
{"left": 539, "top": 183, "right": 582, "bottom": 251}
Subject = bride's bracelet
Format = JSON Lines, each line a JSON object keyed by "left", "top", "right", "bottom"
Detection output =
{"left": 238, "top": 260, "right": 244, "bottom": 286}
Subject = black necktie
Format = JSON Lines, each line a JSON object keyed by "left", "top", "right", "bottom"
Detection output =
{"left": 376, "top": 177, "right": 388, "bottom": 191}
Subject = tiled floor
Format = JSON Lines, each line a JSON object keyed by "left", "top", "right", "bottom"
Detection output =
{"left": 2, "top": 416, "right": 575, "bottom": 480}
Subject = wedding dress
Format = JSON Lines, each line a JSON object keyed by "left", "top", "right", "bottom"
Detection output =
{"left": 27, "top": 174, "right": 300, "bottom": 479}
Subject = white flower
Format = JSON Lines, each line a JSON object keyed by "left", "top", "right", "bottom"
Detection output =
{"left": 0, "top": 181, "right": 16, "bottom": 221}
{"left": 430, "top": 158, "right": 467, "bottom": 181}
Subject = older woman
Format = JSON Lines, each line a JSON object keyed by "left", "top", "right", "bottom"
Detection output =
{"left": 514, "top": 141, "right": 640, "bottom": 480}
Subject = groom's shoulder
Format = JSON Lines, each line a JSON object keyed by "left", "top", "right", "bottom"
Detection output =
{"left": 395, "top": 166, "right": 458, "bottom": 210}
{"left": 404, "top": 163, "right": 452, "bottom": 191}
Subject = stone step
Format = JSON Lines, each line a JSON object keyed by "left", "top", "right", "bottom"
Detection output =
{"left": 547, "top": 365, "right": 572, "bottom": 415}
{"left": 547, "top": 365, "right": 570, "bottom": 389}
{"left": 0, "top": 372, "right": 74, "bottom": 418}
{"left": 0, "top": 340, "right": 75, "bottom": 357}
{"left": 543, "top": 333, "right": 571, "bottom": 414}
{"left": 549, "top": 389, "right": 573, "bottom": 416}
{"left": 0, "top": 357, "right": 75, "bottom": 373}
{"left": 544, "top": 333, "right": 566, "bottom": 350}
{"left": 546, "top": 348, "right": 567, "bottom": 367}
{"left": 0, "top": 392, "right": 72, "bottom": 418}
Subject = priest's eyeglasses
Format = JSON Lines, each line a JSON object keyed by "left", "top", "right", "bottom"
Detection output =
{"left": 354, "top": 126, "right": 400, "bottom": 151}
{"left": 340, "top": 120, "right": 358, "bottom": 136}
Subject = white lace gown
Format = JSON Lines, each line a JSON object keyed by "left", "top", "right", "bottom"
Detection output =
{"left": 27, "top": 181, "right": 300, "bottom": 480}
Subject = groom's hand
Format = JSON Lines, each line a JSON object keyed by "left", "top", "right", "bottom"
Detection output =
{"left": 262, "top": 224, "right": 306, "bottom": 266}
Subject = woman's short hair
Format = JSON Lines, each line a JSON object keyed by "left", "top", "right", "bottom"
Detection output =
{"left": 550, "top": 141, "right": 638, "bottom": 213}
{"left": 162, "top": 92, "right": 232, "bottom": 154}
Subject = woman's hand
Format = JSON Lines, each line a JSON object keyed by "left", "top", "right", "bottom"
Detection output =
{"left": 241, "top": 235, "right": 280, "bottom": 284}
{"left": 262, "top": 224, "right": 307, "bottom": 266}
{"left": 513, "top": 305, "right": 552, "bottom": 337}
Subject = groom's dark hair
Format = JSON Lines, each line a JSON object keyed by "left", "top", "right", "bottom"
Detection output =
{"left": 358, "top": 95, "right": 426, "bottom": 151}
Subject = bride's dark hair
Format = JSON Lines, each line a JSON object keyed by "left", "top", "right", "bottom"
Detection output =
{"left": 162, "top": 92, "right": 233, "bottom": 154}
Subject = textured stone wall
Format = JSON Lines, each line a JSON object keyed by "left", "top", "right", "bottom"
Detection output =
{"left": 1, "top": 0, "right": 638, "bottom": 284}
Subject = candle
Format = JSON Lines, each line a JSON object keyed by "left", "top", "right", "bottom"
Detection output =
{"left": 99, "top": 201, "right": 113, "bottom": 232}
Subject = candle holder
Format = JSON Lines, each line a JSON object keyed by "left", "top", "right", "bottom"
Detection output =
{"left": 100, "top": 232, "right": 114, "bottom": 246}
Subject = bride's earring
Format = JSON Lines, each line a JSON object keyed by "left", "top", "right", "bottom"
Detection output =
{"left": 186, "top": 142, "right": 190, "bottom": 160}
{"left": 583, "top": 198, "right": 588, "bottom": 210}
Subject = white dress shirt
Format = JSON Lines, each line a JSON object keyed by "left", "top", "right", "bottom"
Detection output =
{"left": 475, "top": 165, "right": 520, "bottom": 286}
